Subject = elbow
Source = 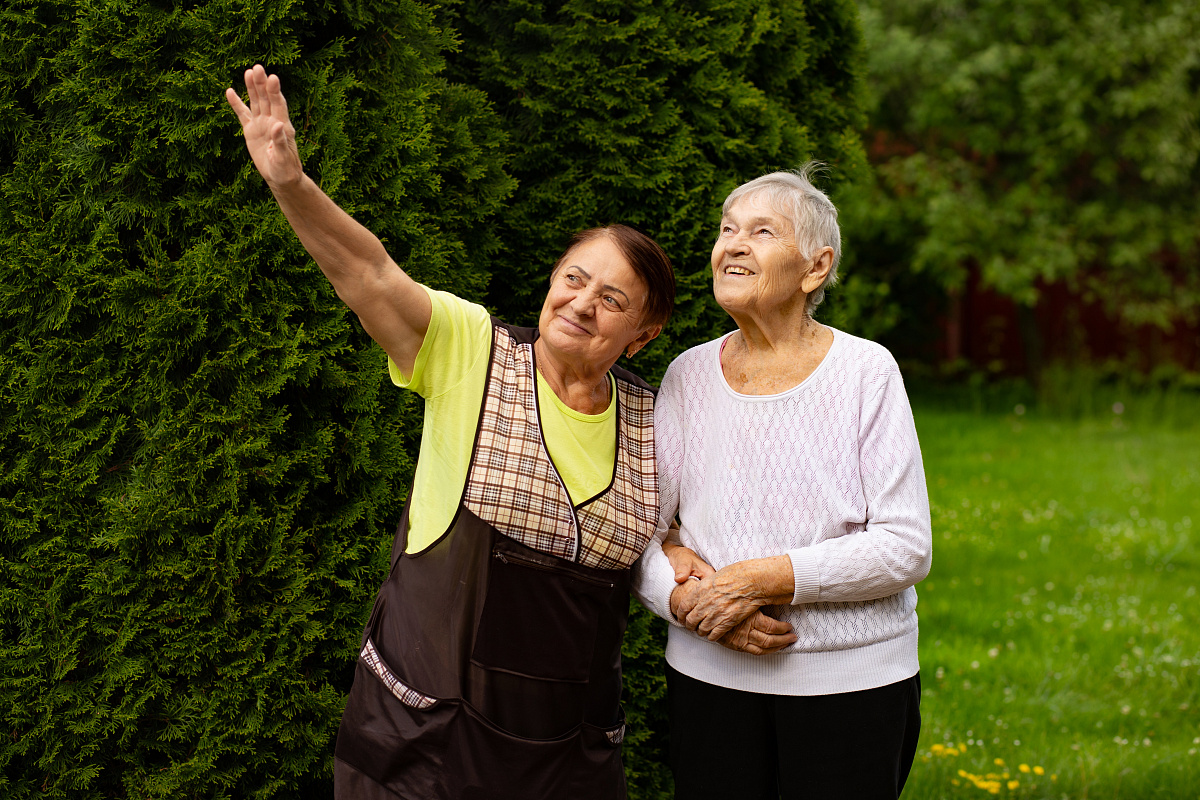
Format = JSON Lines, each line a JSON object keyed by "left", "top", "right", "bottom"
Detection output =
{"left": 912, "top": 546, "right": 933, "bottom": 585}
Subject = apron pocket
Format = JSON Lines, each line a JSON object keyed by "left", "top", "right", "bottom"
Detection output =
{"left": 361, "top": 637, "right": 438, "bottom": 710}
{"left": 471, "top": 538, "right": 617, "bottom": 683}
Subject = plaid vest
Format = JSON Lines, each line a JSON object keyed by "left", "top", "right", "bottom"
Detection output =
{"left": 462, "top": 321, "right": 659, "bottom": 570}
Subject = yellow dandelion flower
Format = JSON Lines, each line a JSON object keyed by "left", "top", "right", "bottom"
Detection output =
{"left": 1051, "top": 774, "right": 1057, "bottom": 781}
{"left": 931, "top": 743, "right": 945, "bottom": 753}
{"left": 1008, "top": 780, "right": 1020, "bottom": 790}
{"left": 994, "top": 758, "right": 1006, "bottom": 766}
{"left": 1033, "top": 766, "right": 1045, "bottom": 776}
{"left": 1019, "top": 764, "right": 1031, "bottom": 773}
{"left": 946, "top": 747, "right": 960, "bottom": 756}
{"left": 958, "top": 769, "right": 970, "bottom": 778}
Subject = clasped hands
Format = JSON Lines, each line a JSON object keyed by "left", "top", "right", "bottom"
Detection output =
{"left": 664, "top": 541, "right": 797, "bottom": 656}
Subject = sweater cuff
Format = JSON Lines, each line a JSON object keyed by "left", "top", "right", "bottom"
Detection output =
{"left": 787, "top": 549, "right": 821, "bottom": 605}
{"left": 632, "top": 544, "right": 691, "bottom": 628}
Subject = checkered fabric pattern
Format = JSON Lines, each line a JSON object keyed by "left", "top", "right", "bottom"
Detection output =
{"left": 463, "top": 325, "right": 658, "bottom": 570}
{"left": 361, "top": 638, "right": 437, "bottom": 709}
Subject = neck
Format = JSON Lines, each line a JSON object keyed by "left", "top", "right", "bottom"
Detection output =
{"left": 534, "top": 339, "right": 614, "bottom": 414}
{"left": 726, "top": 298, "right": 818, "bottom": 356}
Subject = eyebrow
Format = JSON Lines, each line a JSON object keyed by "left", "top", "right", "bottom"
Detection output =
{"left": 564, "top": 266, "right": 631, "bottom": 301}
{"left": 721, "top": 215, "right": 789, "bottom": 233}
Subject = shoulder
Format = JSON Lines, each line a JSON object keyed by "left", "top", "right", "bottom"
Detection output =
{"left": 661, "top": 336, "right": 725, "bottom": 386}
{"left": 611, "top": 362, "right": 656, "bottom": 396}
{"left": 424, "top": 286, "right": 492, "bottom": 340}
{"left": 826, "top": 327, "right": 902, "bottom": 388}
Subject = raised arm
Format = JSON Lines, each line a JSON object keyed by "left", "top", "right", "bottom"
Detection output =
{"left": 225, "top": 65, "right": 431, "bottom": 373}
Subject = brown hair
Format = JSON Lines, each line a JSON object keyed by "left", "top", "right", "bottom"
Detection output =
{"left": 551, "top": 224, "right": 675, "bottom": 328}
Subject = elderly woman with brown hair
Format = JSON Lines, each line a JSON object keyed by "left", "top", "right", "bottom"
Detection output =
{"left": 634, "top": 165, "right": 933, "bottom": 799}
{"left": 225, "top": 64, "right": 740, "bottom": 799}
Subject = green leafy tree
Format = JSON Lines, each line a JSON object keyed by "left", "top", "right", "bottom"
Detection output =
{"left": 838, "top": 0, "right": 1200, "bottom": 360}
{"left": 0, "top": 0, "right": 509, "bottom": 796}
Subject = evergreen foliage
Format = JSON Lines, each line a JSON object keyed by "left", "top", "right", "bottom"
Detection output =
{"left": 1, "top": 0, "right": 866, "bottom": 796}
{"left": 0, "top": 0, "right": 509, "bottom": 796}
{"left": 438, "top": 0, "right": 868, "bottom": 383}
{"left": 838, "top": 0, "right": 1200, "bottom": 346}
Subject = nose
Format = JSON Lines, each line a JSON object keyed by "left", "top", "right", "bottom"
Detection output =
{"left": 569, "top": 287, "right": 598, "bottom": 317}
{"left": 724, "top": 230, "right": 750, "bottom": 256}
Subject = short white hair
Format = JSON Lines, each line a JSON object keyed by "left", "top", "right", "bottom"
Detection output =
{"left": 721, "top": 162, "right": 842, "bottom": 316}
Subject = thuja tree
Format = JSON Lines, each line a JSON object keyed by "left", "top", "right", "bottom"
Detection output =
{"left": 438, "top": 0, "right": 867, "bottom": 383}
{"left": 435, "top": 2, "right": 867, "bottom": 795}
{"left": 0, "top": 0, "right": 509, "bottom": 796}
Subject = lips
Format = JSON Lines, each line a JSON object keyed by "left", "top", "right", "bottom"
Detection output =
{"left": 723, "top": 263, "right": 754, "bottom": 276}
{"left": 556, "top": 315, "right": 592, "bottom": 335}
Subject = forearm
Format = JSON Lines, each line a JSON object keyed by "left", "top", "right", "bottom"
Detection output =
{"left": 632, "top": 527, "right": 686, "bottom": 624}
{"left": 711, "top": 555, "right": 794, "bottom": 607}
{"left": 269, "top": 174, "right": 395, "bottom": 306}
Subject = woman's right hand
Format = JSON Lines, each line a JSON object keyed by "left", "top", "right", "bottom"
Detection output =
{"left": 717, "top": 611, "right": 796, "bottom": 656}
{"left": 225, "top": 65, "right": 304, "bottom": 190}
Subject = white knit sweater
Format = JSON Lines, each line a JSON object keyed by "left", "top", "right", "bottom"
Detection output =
{"left": 632, "top": 328, "right": 932, "bottom": 696}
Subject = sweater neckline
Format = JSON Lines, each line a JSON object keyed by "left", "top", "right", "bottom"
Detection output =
{"left": 714, "top": 327, "right": 843, "bottom": 401}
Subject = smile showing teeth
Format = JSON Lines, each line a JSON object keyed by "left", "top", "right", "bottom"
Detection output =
{"left": 725, "top": 265, "right": 753, "bottom": 276}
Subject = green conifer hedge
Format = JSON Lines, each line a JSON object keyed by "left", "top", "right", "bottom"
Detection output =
{"left": 439, "top": 0, "right": 867, "bottom": 381}
{"left": 1, "top": 0, "right": 863, "bottom": 797}
{"left": 0, "top": 0, "right": 509, "bottom": 796}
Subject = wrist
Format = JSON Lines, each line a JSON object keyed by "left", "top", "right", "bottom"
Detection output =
{"left": 717, "top": 557, "right": 794, "bottom": 605}
{"left": 669, "top": 578, "right": 699, "bottom": 619}
{"left": 266, "top": 169, "right": 310, "bottom": 196}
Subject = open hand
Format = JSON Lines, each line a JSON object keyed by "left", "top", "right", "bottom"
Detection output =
{"left": 225, "top": 65, "right": 304, "bottom": 189}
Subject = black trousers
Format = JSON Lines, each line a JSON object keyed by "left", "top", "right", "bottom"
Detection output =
{"left": 667, "top": 665, "right": 921, "bottom": 800}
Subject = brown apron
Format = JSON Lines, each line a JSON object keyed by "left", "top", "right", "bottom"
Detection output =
{"left": 334, "top": 321, "right": 658, "bottom": 799}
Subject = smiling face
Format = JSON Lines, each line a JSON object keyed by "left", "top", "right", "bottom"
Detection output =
{"left": 537, "top": 234, "right": 660, "bottom": 371}
{"left": 711, "top": 193, "right": 816, "bottom": 319}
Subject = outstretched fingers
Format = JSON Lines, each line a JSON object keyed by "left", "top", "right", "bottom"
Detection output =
{"left": 224, "top": 87, "right": 248, "bottom": 122}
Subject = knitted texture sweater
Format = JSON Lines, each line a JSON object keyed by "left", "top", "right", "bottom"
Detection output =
{"left": 632, "top": 329, "right": 933, "bottom": 696}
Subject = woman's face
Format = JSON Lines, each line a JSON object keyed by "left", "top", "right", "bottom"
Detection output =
{"left": 711, "top": 194, "right": 810, "bottom": 318}
{"left": 538, "top": 235, "right": 659, "bottom": 368}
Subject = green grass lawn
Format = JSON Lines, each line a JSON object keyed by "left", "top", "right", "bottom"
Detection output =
{"left": 907, "top": 403, "right": 1200, "bottom": 799}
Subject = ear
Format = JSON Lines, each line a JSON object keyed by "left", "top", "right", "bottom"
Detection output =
{"left": 625, "top": 324, "right": 663, "bottom": 359}
{"left": 801, "top": 247, "right": 835, "bottom": 295}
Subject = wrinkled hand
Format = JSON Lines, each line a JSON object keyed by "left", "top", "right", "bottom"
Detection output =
{"left": 716, "top": 610, "right": 795, "bottom": 655}
{"left": 670, "top": 557, "right": 794, "bottom": 641}
{"left": 225, "top": 65, "right": 304, "bottom": 189}
{"left": 672, "top": 573, "right": 761, "bottom": 640}
{"left": 663, "top": 540, "right": 714, "bottom": 583}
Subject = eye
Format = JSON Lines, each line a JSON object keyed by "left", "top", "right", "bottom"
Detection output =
{"left": 565, "top": 272, "right": 582, "bottom": 284}
{"left": 603, "top": 295, "right": 622, "bottom": 308}
{"left": 755, "top": 227, "right": 774, "bottom": 236}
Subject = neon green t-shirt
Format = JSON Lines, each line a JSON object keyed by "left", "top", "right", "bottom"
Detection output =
{"left": 389, "top": 287, "right": 617, "bottom": 553}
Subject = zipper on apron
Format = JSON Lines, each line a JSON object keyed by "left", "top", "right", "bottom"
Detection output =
{"left": 492, "top": 550, "right": 615, "bottom": 588}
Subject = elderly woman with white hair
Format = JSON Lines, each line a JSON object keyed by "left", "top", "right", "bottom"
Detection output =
{"left": 633, "top": 164, "right": 932, "bottom": 799}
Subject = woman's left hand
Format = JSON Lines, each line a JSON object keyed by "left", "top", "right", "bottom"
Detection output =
{"left": 677, "top": 556, "right": 795, "bottom": 641}
{"left": 663, "top": 540, "right": 714, "bottom": 583}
